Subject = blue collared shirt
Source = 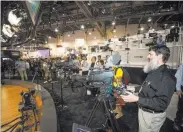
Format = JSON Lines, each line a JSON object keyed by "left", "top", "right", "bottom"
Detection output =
{"left": 175, "top": 64, "right": 183, "bottom": 91}
{"left": 157, "top": 39, "right": 165, "bottom": 46}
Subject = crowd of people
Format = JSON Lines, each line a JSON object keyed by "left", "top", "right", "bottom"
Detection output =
{"left": 1, "top": 53, "right": 110, "bottom": 83}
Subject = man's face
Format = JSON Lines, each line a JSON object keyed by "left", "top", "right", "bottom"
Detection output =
{"left": 91, "top": 57, "right": 95, "bottom": 62}
{"left": 143, "top": 51, "right": 161, "bottom": 73}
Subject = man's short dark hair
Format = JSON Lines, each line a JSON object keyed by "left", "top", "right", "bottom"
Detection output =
{"left": 99, "top": 60, "right": 104, "bottom": 65}
{"left": 149, "top": 45, "right": 170, "bottom": 63}
{"left": 98, "top": 55, "right": 101, "bottom": 58}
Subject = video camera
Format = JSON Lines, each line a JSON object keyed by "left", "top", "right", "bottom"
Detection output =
{"left": 19, "top": 89, "right": 36, "bottom": 111}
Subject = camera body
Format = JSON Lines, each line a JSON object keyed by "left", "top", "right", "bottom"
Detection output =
{"left": 19, "top": 89, "right": 36, "bottom": 111}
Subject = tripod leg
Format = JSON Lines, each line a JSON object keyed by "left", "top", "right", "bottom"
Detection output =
{"left": 103, "top": 99, "right": 121, "bottom": 132}
{"left": 85, "top": 99, "right": 100, "bottom": 127}
{"left": 60, "top": 79, "right": 64, "bottom": 108}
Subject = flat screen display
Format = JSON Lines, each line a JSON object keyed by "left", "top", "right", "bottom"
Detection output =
{"left": 25, "top": 0, "right": 40, "bottom": 25}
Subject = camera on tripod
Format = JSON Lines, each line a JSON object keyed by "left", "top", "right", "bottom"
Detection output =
{"left": 19, "top": 89, "right": 36, "bottom": 111}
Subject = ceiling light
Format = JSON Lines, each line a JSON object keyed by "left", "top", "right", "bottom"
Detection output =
{"left": 88, "top": 1, "right": 91, "bottom": 6}
{"left": 33, "top": 38, "right": 35, "bottom": 40}
{"left": 63, "top": 14, "right": 65, "bottom": 16}
{"left": 140, "top": 27, "right": 144, "bottom": 31}
{"left": 17, "top": 46, "right": 20, "bottom": 47}
{"left": 102, "top": 9, "right": 106, "bottom": 14}
{"left": 113, "top": 29, "right": 116, "bottom": 33}
{"left": 68, "top": 34, "right": 70, "bottom": 37}
{"left": 171, "top": 25, "right": 175, "bottom": 28}
{"left": 148, "top": 17, "right": 152, "bottom": 22}
{"left": 52, "top": 7, "right": 55, "bottom": 10}
{"left": 112, "top": 21, "right": 116, "bottom": 25}
{"left": 81, "top": 25, "right": 85, "bottom": 29}
{"left": 55, "top": 28, "right": 58, "bottom": 32}
{"left": 89, "top": 32, "right": 91, "bottom": 35}
{"left": 49, "top": 36, "right": 51, "bottom": 39}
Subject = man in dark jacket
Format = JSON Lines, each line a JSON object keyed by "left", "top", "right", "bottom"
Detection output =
{"left": 121, "top": 45, "right": 176, "bottom": 132}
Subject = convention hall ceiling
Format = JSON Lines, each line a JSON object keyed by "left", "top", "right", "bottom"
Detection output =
{"left": 1, "top": 1, "right": 183, "bottom": 47}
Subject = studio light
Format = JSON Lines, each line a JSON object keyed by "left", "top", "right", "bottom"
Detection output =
{"left": 8, "top": 9, "right": 22, "bottom": 26}
{"left": 2, "top": 24, "right": 14, "bottom": 37}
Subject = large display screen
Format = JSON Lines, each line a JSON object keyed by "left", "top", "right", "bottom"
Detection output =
{"left": 25, "top": 0, "right": 40, "bottom": 25}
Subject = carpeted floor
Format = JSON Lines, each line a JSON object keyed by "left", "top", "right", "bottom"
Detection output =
{"left": 39, "top": 80, "right": 178, "bottom": 132}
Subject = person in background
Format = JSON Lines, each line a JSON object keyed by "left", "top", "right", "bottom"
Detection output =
{"left": 173, "top": 64, "right": 183, "bottom": 131}
{"left": 72, "top": 56, "right": 80, "bottom": 74}
{"left": 25, "top": 60, "right": 30, "bottom": 76}
{"left": 105, "top": 55, "right": 110, "bottom": 64}
{"left": 157, "top": 35, "right": 165, "bottom": 46}
{"left": 96, "top": 55, "right": 102, "bottom": 66}
{"left": 98, "top": 60, "right": 105, "bottom": 70}
{"left": 105, "top": 51, "right": 121, "bottom": 68}
{"left": 81, "top": 56, "right": 90, "bottom": 75}
{"left": 1, "top": 59, "right": 5, "bottom": 79}
{"left": 15, "top": 59, "right": 28, "bottom": 81}
{"left": 121, "top": 45, "right": 176, "bottom": 132}
{"left": 43, "top": 59, "right": 52, "bottom": 83}
{"left": 90, "top": 56, "right": 97, "bottom": 69}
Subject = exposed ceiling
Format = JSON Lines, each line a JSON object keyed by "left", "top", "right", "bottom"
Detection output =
{"left": 1, "top": 1, "right": 183, "bottom": 47}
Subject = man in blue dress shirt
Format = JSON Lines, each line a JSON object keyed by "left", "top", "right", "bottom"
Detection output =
{"left": 157, "top": 35, "right": 166, "bottom": 47}
{"left": 174, "top": 64, "right": 183, "bottom": 131}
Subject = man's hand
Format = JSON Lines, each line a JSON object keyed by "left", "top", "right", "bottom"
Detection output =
{"left": 176, "top": 90, "right": 182, "bottom": 97}
{"left": 121, "top": 93, "right": 139, "bottom": 103}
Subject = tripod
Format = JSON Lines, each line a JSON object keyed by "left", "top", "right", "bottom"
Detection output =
{"left": 85, "top": 90, "right": 121, "bottom": 132}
